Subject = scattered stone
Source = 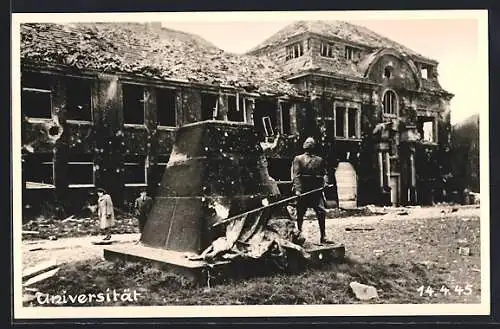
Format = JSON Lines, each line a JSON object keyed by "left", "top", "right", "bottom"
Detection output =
{"left": 48, "top": 235, "right": 58, "bottom": 240}
{"left": 471, "top": 268, "right": 481, "bottom": 272}
{"left": 458, "top": 247, "right": 471, "bottom": 256}
{"left": 349, "top": 282, "right": 378, "bottom": 300}
{"left": 397, "top": 210, "right": 409, "bottom": 216}
{"left": 451, "top": 207, "right": 459, "bottom": 212}
{"left": 418, "top": 260, "right": 437, "bottom": 268}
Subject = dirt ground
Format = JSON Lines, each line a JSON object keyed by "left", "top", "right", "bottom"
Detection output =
{"left": 22, "top": 205, "right": 482, "bottom": 305}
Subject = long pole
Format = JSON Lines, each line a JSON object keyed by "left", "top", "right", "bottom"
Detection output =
{"left": 211, "top": 184, "right": 334, "bottom": 229}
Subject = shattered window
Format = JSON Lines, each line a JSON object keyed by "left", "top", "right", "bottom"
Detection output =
{"left": 383, "top": 90, "right": 397, "bottom": 116}
{"left": 348, "top": 107, "right": 358, "bottom": 138}
{"left": 21, "top": 71, "right": 52, "bottom": 119}
{"left": 285, "top": 42, "right": 304, "bottom": 61}
{"left": 124, "top": 155, "right": 147, "bottom": 186}
{"left": 122, "top": 84, "right": 145, "bottom": 125}
{"left": 24, "top": 153, "right": 54, "bottom": 188}
{"left": 201, "top": 93, "right": 218, "bottom": 120}
{"left": 253, "top": 99, "right": 277, "bottom": 138}
{"left": 345, "top": 46, "right": 361, "bottom": 61}
{"left": 335, "top": 106, "right": 346, "bottom": 138}
{"left": 280, "top": 102, "right": 292, "bottom": 135}
{"left": 156, "top": 87, "right": 177, "bottom": 127}
{"left": 227, "top": 95, "right": 245, "bottom": 122}
{"left": 320, "top": 42, "right": 335, "bottom": 58}
{"left": 66, "top": 76, "right": 92, "bottom": 122}
{"left": 68, "top": 154, "right": 94, "bottom": 187}
{"left": 418, "top": 116, "right": 437, "bottom": 143}
{"left": 421, "top": 67, "right": 429, "bottom": 79}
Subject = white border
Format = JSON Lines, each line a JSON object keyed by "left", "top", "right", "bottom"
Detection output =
{"left": 12, "top": 9, "right": 490, "bottom": 319}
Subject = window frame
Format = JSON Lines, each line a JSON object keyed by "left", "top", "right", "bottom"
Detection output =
{"left": 227, "top": 93, "right": 246, "bottom": 123}
{"left": 285, "top": 42, "right": 304, "bottom": 61}
{"left": 418, "top": 115, "right": 438, "bottom": 144}
{"left": 123, "top": 155, "right": 148, "bottom": 187}
{"left": 320, "top": 42, "right": 335, "bottom": 58}
{"left": 67, "top": 154, "right": 96, "bottom": 188}
{"left": 21, "top": 71, "right": 53, "bottom": 122}
{"left": 122, "top": 83, "right": 146, "bottom": 127}
{"left": 344, "top": 45, "right": 360, "bottom": 61}
{"left": 65, "top": 76, "right": 94, "bottom": 124}
{"left": 382, "top": 89, "right": 398, "bottom": 117}
{"left": 156, "top": 86, "right": 178, "bottom": 129}
{"left": 333, "top": 101, "right": 361, "bottom": 140}
{"left": 24, "top": 153, "right": 55, "bottom": 189}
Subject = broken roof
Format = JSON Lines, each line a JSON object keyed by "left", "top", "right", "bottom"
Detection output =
{"left": 248, "top": 20, "right": 437, "bottom": 64}
{"left": 20, "top": 22, "right": 300, "bottom": 97}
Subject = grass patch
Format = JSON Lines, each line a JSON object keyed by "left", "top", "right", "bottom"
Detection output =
{"left": 29, "top": 256, "right": 445, "bottom": 306}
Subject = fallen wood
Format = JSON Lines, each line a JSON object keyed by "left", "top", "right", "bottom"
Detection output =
{"left": 22, "top": 260, "right": 59, "bottom": 281}
{"left": 22, "top": 230, "right": 40, "bottom": 235}
{"left": 23, "top": 268, "right": 60, "bottom": 287}
{"left": 28, "top": 247, "right": 46, "bottom": 252}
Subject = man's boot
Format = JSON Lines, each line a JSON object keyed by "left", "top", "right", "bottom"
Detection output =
{"left": 318, "top": 214, "right": 333, "bottom": 244}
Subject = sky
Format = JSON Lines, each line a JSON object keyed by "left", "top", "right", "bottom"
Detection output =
{"left": 155, "top": 11, "right": 487, "bottom": 125}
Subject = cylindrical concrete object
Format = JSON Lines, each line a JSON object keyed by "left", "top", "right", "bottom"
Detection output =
{"left": 335, "top": 162, "right": 357, "bottom": 209}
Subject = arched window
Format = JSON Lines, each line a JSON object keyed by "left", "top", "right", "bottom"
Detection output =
{"left": 383, "top": 90, "right": 397, "bottom": 116}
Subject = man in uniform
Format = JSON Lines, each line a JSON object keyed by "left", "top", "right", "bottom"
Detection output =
{"left": 292, "top": 137, "right": 333, "bottom": 244}
{"left": 134, "top": 188, "right": 153, "bottom": 234}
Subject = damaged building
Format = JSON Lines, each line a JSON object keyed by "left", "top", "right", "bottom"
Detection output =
{"left": 20, "top": 20, "right": 454, "bottom": 215}
{"left": 247, "top": 20, "right": 454, "bottom": 207}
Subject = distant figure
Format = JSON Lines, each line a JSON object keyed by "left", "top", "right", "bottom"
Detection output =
{"left": 292, "top": 137, "right": 333, "bottom": 244}
{"left": 96, "top": 188, "right": 115, "bottom": 241}
{"left": 134, "top": 189, "right": 153, "bottom": 233}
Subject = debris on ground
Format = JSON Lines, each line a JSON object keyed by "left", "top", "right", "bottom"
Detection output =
{"left": 23, "top": 267, "right": 60, "bottom": 287}
{"left": 458, "top": 247, "right": 471, "bottom": 256}
{"left": 22, "top": 210, "right": 139, "bottom": 240}
{"left": 22, "top": 259, "right": 60, "bottom": 281}
{"left": 397, "top": 210, "right": 409, "bottom": 216}
{"left": 22, "top": 230, "right": 40, "bottom": 235}
{"left": 349, "top": 282, "right": 379, "bottom": 301}
{"left": 345, "top": 227, "right": 375, "bottom": 232}
{"left": 28, "top": 247, "right": 46, "bottom": 252}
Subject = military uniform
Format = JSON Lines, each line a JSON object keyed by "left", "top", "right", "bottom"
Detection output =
{"left": 292, "top": 137, "right": 332, "bottom": 244}
{"left": 134, "top": 193, "right": 153, "bottom": 233}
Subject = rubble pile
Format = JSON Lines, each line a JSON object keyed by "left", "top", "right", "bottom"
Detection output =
{"left": 22, "top": 211, "right": 139, "bottom": 241}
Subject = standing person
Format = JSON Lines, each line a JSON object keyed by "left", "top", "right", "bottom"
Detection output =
{"left": 134, "top": 188, "right": 153, "bottom": 234}
{"left": 96, "top": 188, "right": 115, "bottom": 241}
{"left": 292, "top": 137, "right": 333, "bottom": 244}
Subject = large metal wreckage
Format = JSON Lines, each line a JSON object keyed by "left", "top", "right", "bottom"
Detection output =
{"left": 104, "top": 120, "right": 345, "bottom": 283}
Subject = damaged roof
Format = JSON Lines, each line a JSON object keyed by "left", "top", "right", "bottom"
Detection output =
{"left": 247, "top": 20, "right": 448, "bottom": 93}
{"left": 248, "top": 20, "right": 437, "bottom": 63}
{"left": 20, "top": 22, "right": 300, "bottom": 97}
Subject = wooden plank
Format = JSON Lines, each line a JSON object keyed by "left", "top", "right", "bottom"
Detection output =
{"left": 22, "top": 260, "right": 59, "bottom": 281}
{"left": 23, "top": 268, "right": 60, "bottom": 287}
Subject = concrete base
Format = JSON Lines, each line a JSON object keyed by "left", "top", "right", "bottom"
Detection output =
{"left": 103, "top": 243, "right": 346, "bottom": 284}
{"left": 307, "top": 244, "right": 346, "bottom": 265}
{"left": 103, "top": 244, "right": 230, "bottom": 283}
